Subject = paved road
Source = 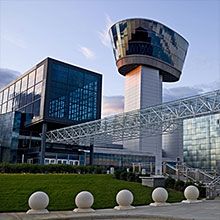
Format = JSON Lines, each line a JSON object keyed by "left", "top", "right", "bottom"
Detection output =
{"left": 0, "top": 200, "right": 220, "bottom": 220}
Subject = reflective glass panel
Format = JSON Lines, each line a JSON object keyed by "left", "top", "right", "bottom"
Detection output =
{"left": 33, "top": 100, "right": 40, "bottom": 117}
{"left": 27, "top": 87, "right": 34, "bottom": 104}
{"left": 21, "top": 76, "right": 28, "bottom": 92}
{"left": 36, "top": 65, "right": 44, "bottom": 83}
{"left": 13, "top": 95, "right": 20, "bottom": 110}
{"left": 109, "top": 19, "right": 189, "bottom": 73}
{"left": 28, "top": 71, "right": 35, "bottom": 88}
{"left": 0, "top": 92, "right": 2, "bottom": 104}
{"left": 34, "top": 82, "right": 42, "bottom": 100}
{"left": 7, "top": 100, "right": 13, "bottom": 112}
{"left": 25, "top": 104, "right": 33, "bottom": 114}
{"left": 19, "top": 92, "right": 27, "bottom": 107}
{"left": 15, "top": 80, "right": 21, "bottom": 96}
{"left": 8, "top": 84, "right": 15, "bottom": 99}
{"left": 47, "top": 61, "right": 101, "bottom": 123}
{"left": 2, "top": 103, "right": 7, "bottom": 114}
{"left": 3, "top": 88, "right": 8, "bottom": 103}
{"left": 51, "top": 63, "right": 68, "bottom": 84}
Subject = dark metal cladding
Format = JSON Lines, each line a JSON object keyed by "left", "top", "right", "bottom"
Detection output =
{"left": 109, "top": 18, "right": 189, "bottom": 82}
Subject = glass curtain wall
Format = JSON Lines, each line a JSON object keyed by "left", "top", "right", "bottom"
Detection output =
{"left": 0, "top": 64, "right": 45, "bottom": 118}
{"left": 183, "top": 113, "right": 220, "bottom": 172}
{"left": 46, "top": 60, "right": 102, "bottom": 124}
{"left": 0, "top": 112, "right": 21, "bottom": 162}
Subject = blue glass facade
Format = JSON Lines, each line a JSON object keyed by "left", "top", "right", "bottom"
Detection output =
{"left": 0, "top": 112, "right": 22, "bottom": 162}
{"left": 46, "top": 59, "right": 102, "bottom": 125}
{"left": 0, "top": 62, "right": 45, "bottom": 119}
{"left": 0, "top": 58, "right": 102, "bottom": 126}
{"left": 183, "top": 113, "right": 220, "bottom": 172}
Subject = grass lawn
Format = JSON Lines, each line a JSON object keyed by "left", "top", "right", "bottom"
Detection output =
{"left": 0, "top": 174, "right": 184, "bottom": 212}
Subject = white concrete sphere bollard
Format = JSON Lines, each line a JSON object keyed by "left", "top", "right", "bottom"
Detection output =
{"left": 74, "top": 191, "right": 95, "bottom": 212}
{"left": 114, "top": 189, "right": 135, "bottom": 210}
{"left": 150, "top": 187, "right": 169, "bottom": 206}
{"left": 26, "top": 191, "right": 49, "bottom": 214}
{"left": 152, "top": 187, "right": 168, "bottom": 203}
{"left": 184, "top": 185, "right": 199, "bottom": 201}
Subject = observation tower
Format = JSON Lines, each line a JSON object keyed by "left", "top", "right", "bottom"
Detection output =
{"left": 109, "top": 18, "right": 189, "bottom": 174}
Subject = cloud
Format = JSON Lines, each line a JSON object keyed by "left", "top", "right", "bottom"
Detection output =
{"left": 0, "top": 68, "right": 21, "bottom": 89}
{"left": 79, "top": 46, "right": 96, "bottom": 60}
{"left": 102, "top": 95, "right": 124, "bottom": 117}
{"left": 98, "top": 14, "right": 114, "bottom": 48}
{"left": 163, "top": 80, "right": 220, "bottom": 102}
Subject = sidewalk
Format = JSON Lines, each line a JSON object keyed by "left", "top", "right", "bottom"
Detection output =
{"left": 0, "top": 200, "right": 220, "bottom": 220}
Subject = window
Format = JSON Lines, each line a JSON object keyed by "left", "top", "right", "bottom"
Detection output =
{"left": 21, "top": 76, "right": 28, "bottom": 92}
{"left": 33, "top": 100, "right": 40, "bottom": 117}
{"left": 28, "top": 71, "right": 35, "bottom": 88}
{"left": 7, "top": 100, "right": 13, "bottom": 112}
{"left": 25, "top": 104, "right": 33, "bottom": 114}
{"left": 2, "top": 103, "right": 7, "bottom": 114}
{"left": 15, "top": 80, "right": 21, "bottom": 95}
{"left": 36, "top": 65, "right": 44, "bottom": 83}
{"left": 49, "top": 96, "right": 65, "bottom": 118}
{"left": 3, "top": 89, "right": 9, "bottom": 103}
{"left": 34, "top": 82, "right": 42, "bottom": 100}
{"left": 20, "top": 92, "right": 27, "bottom": 107}
{"left": 0, "top": 92, "right": 2, "bottom": 104}
{"left": 8, "top": 85, "right": 15, "bottom": 99}
{"left": 51, "top": 63, "right": 68, "bottom": 84}
{"left": 13, "top": 95, "right": 20, "bottom": 110}
{"left": 27, "top": 87, "right": 34, "bottom": 103}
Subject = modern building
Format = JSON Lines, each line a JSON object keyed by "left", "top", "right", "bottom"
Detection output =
{"left": 0, "top": 57, "right": 102, "bottom": 164}
{"left": 0, "top": 19, "right": 219, "bottom": 174}
{"left": 109, "top": 18, "right": 189, "bottom": 174}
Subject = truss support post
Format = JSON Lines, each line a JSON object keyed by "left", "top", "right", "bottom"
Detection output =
{"left": 40, "top": 123, "right": 47, "bottom": 165}
{"left": 89, "top": 143, "right": 94, "bottom": 165}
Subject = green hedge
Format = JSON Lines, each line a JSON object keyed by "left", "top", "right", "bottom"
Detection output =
{"left": 165, "top": 176, "right": 206, "bottom": 198}
{"left": 0, "top": 163, "right": 106, "bottom": 174}
{"left": 114, "top": 168, "right": 149, "bottom": 183}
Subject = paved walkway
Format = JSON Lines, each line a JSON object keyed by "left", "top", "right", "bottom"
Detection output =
{"left": 0, "top": 200, "right": 220, "bottom": 220}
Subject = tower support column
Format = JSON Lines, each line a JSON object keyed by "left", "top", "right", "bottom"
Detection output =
{"left": 124, "top": 65, "right": 162, "bottom": 175}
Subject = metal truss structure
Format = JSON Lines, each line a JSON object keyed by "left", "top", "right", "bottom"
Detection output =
{"left": 46, "top": 90, "right": 220, "bottom": 146}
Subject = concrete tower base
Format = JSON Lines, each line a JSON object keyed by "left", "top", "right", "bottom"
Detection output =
{"left": 123, "top": 65, "right": 163, "bottom": 175}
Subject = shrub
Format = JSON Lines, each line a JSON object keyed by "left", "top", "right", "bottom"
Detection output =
{"left": 174, "top": 179, "right": 185, "bottom": 191}
{"left": 113, "top": 168, "right": 143, "bottom": 183}
{"left": 0, "top": 163, "right": 107, "bottom": 174}
{"left": 127, "top": 172, "right": 136, "bottom": 182}
{"left": 165, "top": 176, "right": 176, "bottom": 188}
{"left": 119, "top": 171, "right": 128, "bottom": 180}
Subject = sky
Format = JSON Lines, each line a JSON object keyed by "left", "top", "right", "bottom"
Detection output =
{"left": 0, "top": 0, "right": 220, "bottom": 117}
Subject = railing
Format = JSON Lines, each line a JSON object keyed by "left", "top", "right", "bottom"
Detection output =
{"left": 163, "top": 162, "right": 220, "bottom": 186}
